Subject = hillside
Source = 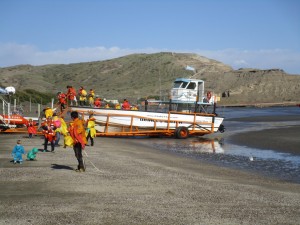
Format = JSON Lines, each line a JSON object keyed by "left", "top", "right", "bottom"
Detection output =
{"left": 1, "top": 52, "right": 300, "bottom": 105}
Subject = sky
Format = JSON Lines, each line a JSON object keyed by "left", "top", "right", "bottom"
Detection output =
{"left": 1, "top": 0, "right": 300, "bottom": 74}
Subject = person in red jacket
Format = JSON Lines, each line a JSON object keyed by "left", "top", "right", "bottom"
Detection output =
{"left": 94, "top": 97, "right": 101, "bottom": 108}
{"left": 26, "top": 118, "right": 37, "bottom": 138}
{"left": 66, "top": 86, "right": 77, "bottom": 106}
{"left": 57, "top": 92, "right": 67, "bottom": 112}
{"left": 121, "top": 99, "right": 131, "bottom": 110}
{"left": 42, "top": 119, "right": 56, "bottom": 152}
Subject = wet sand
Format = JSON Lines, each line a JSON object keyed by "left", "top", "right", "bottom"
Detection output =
{"left": 229, "top": 125, "right": 300, "bottom": 154}
{"left": 228, "top": 115, "right": 300, "bottom": 155}
{"left": 0, "top": 134, "right": 300, "bottom": 225}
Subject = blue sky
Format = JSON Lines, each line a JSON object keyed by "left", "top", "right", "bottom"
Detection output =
{"left": 1, "top": 0, "right": 300, "bottom": 74}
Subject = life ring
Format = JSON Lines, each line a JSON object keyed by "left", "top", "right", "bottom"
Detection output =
{"left": 206, "top": 91, "right": 212, "bottom": 101}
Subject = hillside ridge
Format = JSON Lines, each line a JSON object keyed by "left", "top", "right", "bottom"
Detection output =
{"left": 1, "top": 52, "right": 299, "bottom": 104}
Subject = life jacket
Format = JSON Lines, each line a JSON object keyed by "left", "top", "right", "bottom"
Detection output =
{"left": 85, "top": 119, "right": 96, "bottom": 138}
{"left": 81, "top": 89, "right": 87, "bottom": 97}
{"left": 60, "top": 118, "right": 68, "bottom": 136}
{"left": 94, "top": 99, "right": 101, "bottom": 107}
{"left": 89, "top": 90, "right": 95, "bottom": 98}
{"left": 58, "top": 93, "right": 67, "bottom": 104}
{"left": 43, "top": 128, "right": 56, "bottom": 141}
{"left": 45, "top": 108, "right": 53, "bottom": 118}
{"left": 26, "top": 121, "right": 37, "bottom": 134}
{"left": 131, "top": 106, "right": 138, "bottom": 110}
{"left": 69, "top": 118, "right": 87, "bottom": 149}
{"left": 122, "top": 101, "right": 131, "bottom": 110}
{"left": 68, "top": 87, "right": 76, "bottom": 100}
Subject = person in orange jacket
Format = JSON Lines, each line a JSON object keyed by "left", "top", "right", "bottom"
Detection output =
{"left": 69, "top": 111, "right": 87, "bottom": 172}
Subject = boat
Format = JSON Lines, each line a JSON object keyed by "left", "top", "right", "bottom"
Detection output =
{"left": 70, "top": 78, "right": 225, "bottom": 138}
{"left": 0, "top": 114, "right": 30, "bottom": 127}
{"left": 0, "top": 86, "right": 38, "bottom": 132}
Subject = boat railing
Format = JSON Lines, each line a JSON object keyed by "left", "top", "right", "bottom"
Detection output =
{"left": 76, "top": 109, "right": 216, "bottom": 137}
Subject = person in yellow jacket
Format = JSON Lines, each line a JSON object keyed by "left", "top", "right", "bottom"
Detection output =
{"left": 131, "top": 105, "right": 139, "bottom": 110}
{"left": 59, "top": 116, "right": 68, "bottom": 136}
{"left": 88, "top": 89, "right": 95, "bottom": 106}
{"left": 64, "top": 121, "right": 74, "bottom": 148}
{"left": 86, "top": 114, "right": 96, "bottom": 146}
{"left": 52, "top": 115, "right": 68, "bottom": 146}
{"left": 44, "top": 107, "right": 54, "bottom": 118}
{"left": 53, "top": 115, "right": 62, "bottom": 146}
{"left": 78, "top": 86, "right": 87, "bottom": 106}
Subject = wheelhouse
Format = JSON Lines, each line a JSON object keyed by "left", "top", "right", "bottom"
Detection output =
{"left": 171, "top": 78, "right": 205, "bottom": 103}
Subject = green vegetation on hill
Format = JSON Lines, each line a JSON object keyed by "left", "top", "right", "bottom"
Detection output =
{"left": 1, "top": 52, "right": 300, "bottom": 105}
{"left": 15, "top": 89, "right": 54, "bottom": 105}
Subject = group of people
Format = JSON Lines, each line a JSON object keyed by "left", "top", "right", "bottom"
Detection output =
{"left": 41, "top": 111, "right": 96, "bottom": 172}
{"left": 40, "top": 114, "right": 67, "bottom": 152}
{"left": 16, "top": 110, "right": 96, "bottom": 173}
{"left": 11, "top": 83, "right": 146, "bottom": 171}
{"left": 57, "top": 86, "right": 96, "bottom": 111}
{"left": 11, "top": 140, "right": 39, "bottom": 164}
{"left": 56, "top": 85, "right": 141, "bottom": 113}
{"left": 93, "top": 98, "right": 137, "bottom": 110}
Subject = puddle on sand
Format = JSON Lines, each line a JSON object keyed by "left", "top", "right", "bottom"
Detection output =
{"left": 137, "top": 137, "right": 300, "bottom": 184}
{"left": 135, "top": 107, "right": 300, "bottom": 183}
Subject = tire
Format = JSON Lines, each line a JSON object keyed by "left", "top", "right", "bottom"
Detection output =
{"left": 175, "top": 126, "right": 189, "bottom": 139}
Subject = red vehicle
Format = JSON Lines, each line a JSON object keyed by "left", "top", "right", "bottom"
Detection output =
{"left": 0, "top": 114, "right": 37, "bottom": 131}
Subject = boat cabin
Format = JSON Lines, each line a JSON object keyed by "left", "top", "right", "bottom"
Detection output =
{"left": 170, "top": 78, "right": 207, "bottom": 104}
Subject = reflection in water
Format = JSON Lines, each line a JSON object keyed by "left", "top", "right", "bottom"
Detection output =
{"left": 184, "top": 138, "right": 224, "bottom": 154}
{"left": 137, "top": 107, "right": 300, "bottom": 183}
{"left": 145, "top": 137, "right": 226, "bottom": 158}
{"left": 140, "top": 136, "right": 300, "bottom": 184}
{"left": 147, "top": 138, "right": 224, "bottom": 155}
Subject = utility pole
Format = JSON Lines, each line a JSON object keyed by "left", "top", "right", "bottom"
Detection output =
{"left": 159, "top": 70, "right": 162, "bottom": 100}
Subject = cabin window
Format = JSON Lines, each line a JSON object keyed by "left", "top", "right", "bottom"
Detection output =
{"left": 186, "top": 82, "right": 196, "bottom": 90}
{"left": 181, "top": 82, "right": 188, "bottom": 88}
{"left": 173, "top": 81, "right": 188, "bottom": 88}
{"left": 173, "top": 81, "right": 182, "bottom": 88}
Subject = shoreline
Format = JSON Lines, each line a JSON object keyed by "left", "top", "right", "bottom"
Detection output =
{"left": 229, "top": 125, "right": 300, "bottom": 155}
{"left": 226, "top": 115, "right": 300, "bottom": 155}
{"left": 218, "top": 101, "right": 300, "bottom": 108}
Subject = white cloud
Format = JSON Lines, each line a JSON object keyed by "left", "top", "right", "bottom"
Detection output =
{"left": 0, "top": 43, "right": 300, "bottom": 74}
{"left": 233, "top": 59, "right": 249, "bottom": 67}
{"left": 0, "top": 43, "right": 158, "bottom": 66}
{"left": 196, "top": 48, "right": 300, "bottom": 74}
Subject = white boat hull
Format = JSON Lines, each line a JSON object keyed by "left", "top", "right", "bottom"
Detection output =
{"left": 71, "top": 107, "right": 224, "bottom": 136}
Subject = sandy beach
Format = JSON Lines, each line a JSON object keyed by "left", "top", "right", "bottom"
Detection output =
{"left": 0, "top": 133, "right": 300, "bottom": 225}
